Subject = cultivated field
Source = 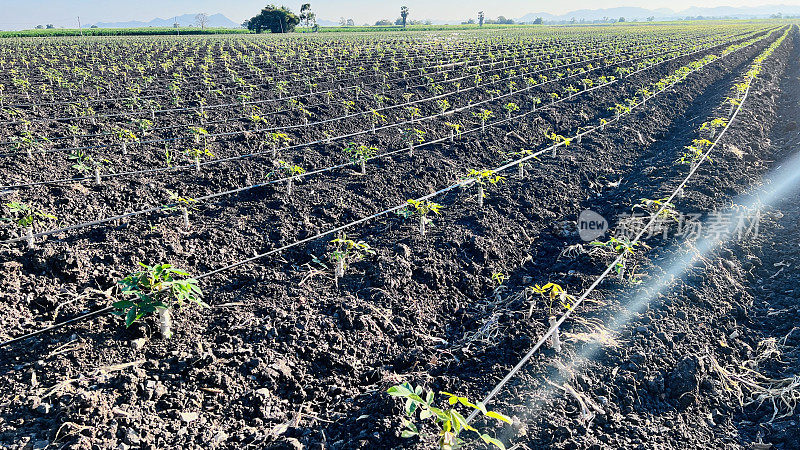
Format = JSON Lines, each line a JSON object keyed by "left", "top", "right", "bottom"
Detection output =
{"left": 1, "top": 23, "right": 799, "bottom": 449}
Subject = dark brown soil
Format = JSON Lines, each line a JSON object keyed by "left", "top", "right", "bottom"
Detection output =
{"left": 1, "top": 26, "right": 798, "bottom": 450}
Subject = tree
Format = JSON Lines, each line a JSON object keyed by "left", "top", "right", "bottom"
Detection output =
{"left": 300, "top": 3, "right": 316, "bottom": 29}
{"left": 478, "top": 11, "right": 485, "bottom": 27}
{"left": 375, "top": 19, "right": 392, "bottom": 26}
{"left": 246, "top": 5, "right": 300, "bottom": 33}
{"left": 46, "top": 24, "right": 55, "bottom": 29}
{"left": 618, "top": 16, "right": 625, "bottom": 22}
{"left": 35, "top": 25, "right": 44, "bottom": 29}
{"left": 533, "top": 17, "right": 543, "bottom": 24}
{"left": 647, "top": 16, "right": 655, "bottom": 21}
{"left": 346, "top": 18, "right": 354, "bottom": 26}
{"left": 195, "top": 13, "right": 209, "bottom": 30}
{"left": 400, "top": 6, "right": 409, "bottom": 28}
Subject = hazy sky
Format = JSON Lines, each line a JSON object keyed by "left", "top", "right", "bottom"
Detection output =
{"left": 1, "top": 0, "right": 798, "bottom": 29}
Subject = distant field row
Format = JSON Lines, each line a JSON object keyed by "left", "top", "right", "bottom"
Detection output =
{"left": 1, "top": 20, "right": 791, "bottom": 38}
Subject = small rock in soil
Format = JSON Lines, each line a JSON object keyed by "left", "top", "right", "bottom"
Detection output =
{"left": 35, "top": 403, "right": 50, "bottom": 415}
{"left": 180, "top": 411, "right": 199, "bottom": 423}
{"left": 131, "top": 338, "right": 147, "bottom": 350}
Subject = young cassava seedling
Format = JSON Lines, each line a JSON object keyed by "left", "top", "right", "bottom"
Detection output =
{"left": 491, "top": 272, "right": 509, "bottom": 298}
{"left": 473, "top": 109, "right": 493, "bottom": 134}
{"left": 634, "top": 197, "right": 681, "bottom": 223}
{"left": 328, "top": 235, "right": 374, "bottom": 288}
{"left": 113, "top": 263, "right": 205, "bottom": 339}
{"left": 369, "top": 109, "right": 387, "bottom": 132}
{"left": 529, "top": 282, "right": 574, "bottom": 317}
{"left": 343, "top": 143, "right": 378, "bottom": 175}
{"left": 162, "top": 190, "right": 200, "bottom": 228}
{"left": 444, "top": 122, "right": 462, "bottom": 142}
{"left": 68, "top": 149, "right": 97, "bottom": 174}
{"left": 544, "top": 131, "right": 572, "bottom": 157}
{"left": 590, "top": 237, "right": 642, "bottom": 283}
{"left": 679, "top": 138, "right": 713, "bottom": 170}
{"left": 267, "top": 132, "right": 292, "bottom": 157}
{"left": 700, "top": 118, "right": 727, "bottom": 139}
{"left": 508, "top": 148, "right": 538, "bottom": 178}
{"left": 404, "top": 199, "right": 443, "bottom": 236}
{"left": 437, "top": 99, "right": 450, "bottom": 115}
{"left": 277, "top": 160, "right": 306, "bottom": 197}
{"left": 503, "top": 102, "right": 519, "bottom": 119}
{"left": 1, "top": 201, "right": 57, "bottom": 248}
{"left": 529, "top": 282, "right": 575, "bottom": 351}
{"left": 466, "top": 169, "right": 506, "bottom": 208}
{"left": 187, "top": 126, "right": 209, "bottom": 146}
{"left": 185, "top": 147, "right": 214, "bottom": 171}
{"left": 113, "top": 127, "right": 138, "bottom": 155}
{"left": 10, "top": 130, "right": 46, "bottom": 159}
{"left": 402, "top": 128, "right": 426, "bottom": 156}
{"left": 387, "top": 382, "right": 511, "bottom": 450}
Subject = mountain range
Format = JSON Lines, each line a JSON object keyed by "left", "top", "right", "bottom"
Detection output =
{"left": 87, "top": 4, "right": 800, "bottom": 30}
{"left": 516, "top": 4, "right": 800, "bottom": 22}
{"left": 91, "top": 13, "right": 239, "bottom": 29}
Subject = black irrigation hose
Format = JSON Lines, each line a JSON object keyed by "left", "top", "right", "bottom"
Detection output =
{"left": 0, "top": 307, "right": 113, "bottom": 349}
{"left": 0, "top": 27, "right": 773, "bottom": 350}
{"left": 464, "top": 27, "right": 789, "bottom": 425}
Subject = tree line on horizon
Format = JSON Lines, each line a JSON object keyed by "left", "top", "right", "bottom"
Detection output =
{"left": 242, "top": 4, "right": 537, "bottom": 34}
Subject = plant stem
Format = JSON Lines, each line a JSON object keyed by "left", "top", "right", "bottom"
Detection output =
{"left": 549, "top": 316, "right": 561, "bottom": 352}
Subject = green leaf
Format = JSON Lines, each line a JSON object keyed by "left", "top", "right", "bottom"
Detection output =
{"left": 480, "top": 434, "right": 506, "bottom": 450}
{"left": 429, "top": 407, "right": 449, "bottom": 421}
{"left": 405, "top": 397, "right": 417, "bottom": 415}
{"left": 400, "top": 430, "right": 418, "bottom": 438}
{"left": 112, "top": 300, "right": 134, "bottom": 309}
{"left": 125, "top": 308, "right": 137, "bottom": 328}
{"left": 458, "top": 397, "right": 477, "bottom": 409}
{"left": 443, "top": 419, "right": 451, "bottom": 433}
{"left": 402, "top": 418, "right": 418, "bottom": 433}
{"left": 408, "top": 393, "right": 425, "bottom": 403}
{"left": 485, "top": 411, "right": 513, "bottom": 424}
{"left": 452, "top": 410, "right": 476, "bottom": 432}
